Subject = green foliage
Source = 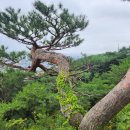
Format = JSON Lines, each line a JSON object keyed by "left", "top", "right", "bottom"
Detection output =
{"left": 105, "top": 104, "right": 130, "bottom": 130}
{"left": 0, "top": 81, "right": 74, "bottom": 130}
{"left": 0, "top": 45, "right": 26, "bottom": 63}
{"left": 0, "top": 1, "right": 88, "bottom": 50}
{"left": 71, "top": 47, "right": 130, "bottom": 79}
{"left": 115, "top": 104, "right": 130, "bottom": 130}
{"left": 0, "top": 69, "right": 30, "bottom": 102}
{"left": 1, "top": 47, "right": 130, "bottom": 129}
{"left": 56, "top": 72, "right": 84, "bottom": 119}
{"left": 73, "top": 56, "right": 130, "bottom": 111}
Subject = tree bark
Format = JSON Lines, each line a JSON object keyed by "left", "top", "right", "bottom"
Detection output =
{"left": 35, "top": 49, "right": 69, "bottom": 73}
{"left": 79, "top": 68, "right": 130, "bottom": 130}
{"left": 32, "top": 48, "right": 83, "bottom": 128}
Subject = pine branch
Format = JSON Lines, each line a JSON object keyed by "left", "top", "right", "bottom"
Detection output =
{"left": 0, "top": 60, "right": 29, "bottom": 71}
{"left": 69, "top": 68, "right": 90, "bottom": 77}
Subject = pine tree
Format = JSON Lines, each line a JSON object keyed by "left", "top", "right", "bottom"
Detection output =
{"left": 0, "top": 1, "right": 88, "bottom": 72}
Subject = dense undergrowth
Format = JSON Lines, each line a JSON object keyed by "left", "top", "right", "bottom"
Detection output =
{"left": 0, "top": 47, "right": 130, "bottom": 129}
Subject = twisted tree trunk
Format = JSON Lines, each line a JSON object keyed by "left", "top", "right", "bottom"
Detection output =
{"left": 79, "top": 68, "right": 130, "bottom": 130}
{"left": 35, "top": 49, "right": 69, "bottom": 73}
{"left": 31, "top": 48, "right": 83, "bottom": 128}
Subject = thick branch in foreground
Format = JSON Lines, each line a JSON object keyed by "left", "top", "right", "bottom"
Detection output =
{"left": 79, "top": 68, "right": 130, "bottom": 130}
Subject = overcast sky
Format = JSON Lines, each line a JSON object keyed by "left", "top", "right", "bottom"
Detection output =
{"left": 0, "top": 0, "right": 130, "bottom": 57}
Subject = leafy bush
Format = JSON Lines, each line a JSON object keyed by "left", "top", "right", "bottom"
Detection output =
{"left": 0, "top": 69, "right": 30, "bottom": 102}
{"left": 0, "top": 82, "right": 74, "bottom": 130}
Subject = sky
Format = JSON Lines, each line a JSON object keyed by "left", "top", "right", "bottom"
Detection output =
{"left": 0, "top": 0, "right": 130, "bottom": 57}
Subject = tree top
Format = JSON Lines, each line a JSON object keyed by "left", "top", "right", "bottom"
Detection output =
{"left": 0, "top": 1, "right": 88, "bottom": 51}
